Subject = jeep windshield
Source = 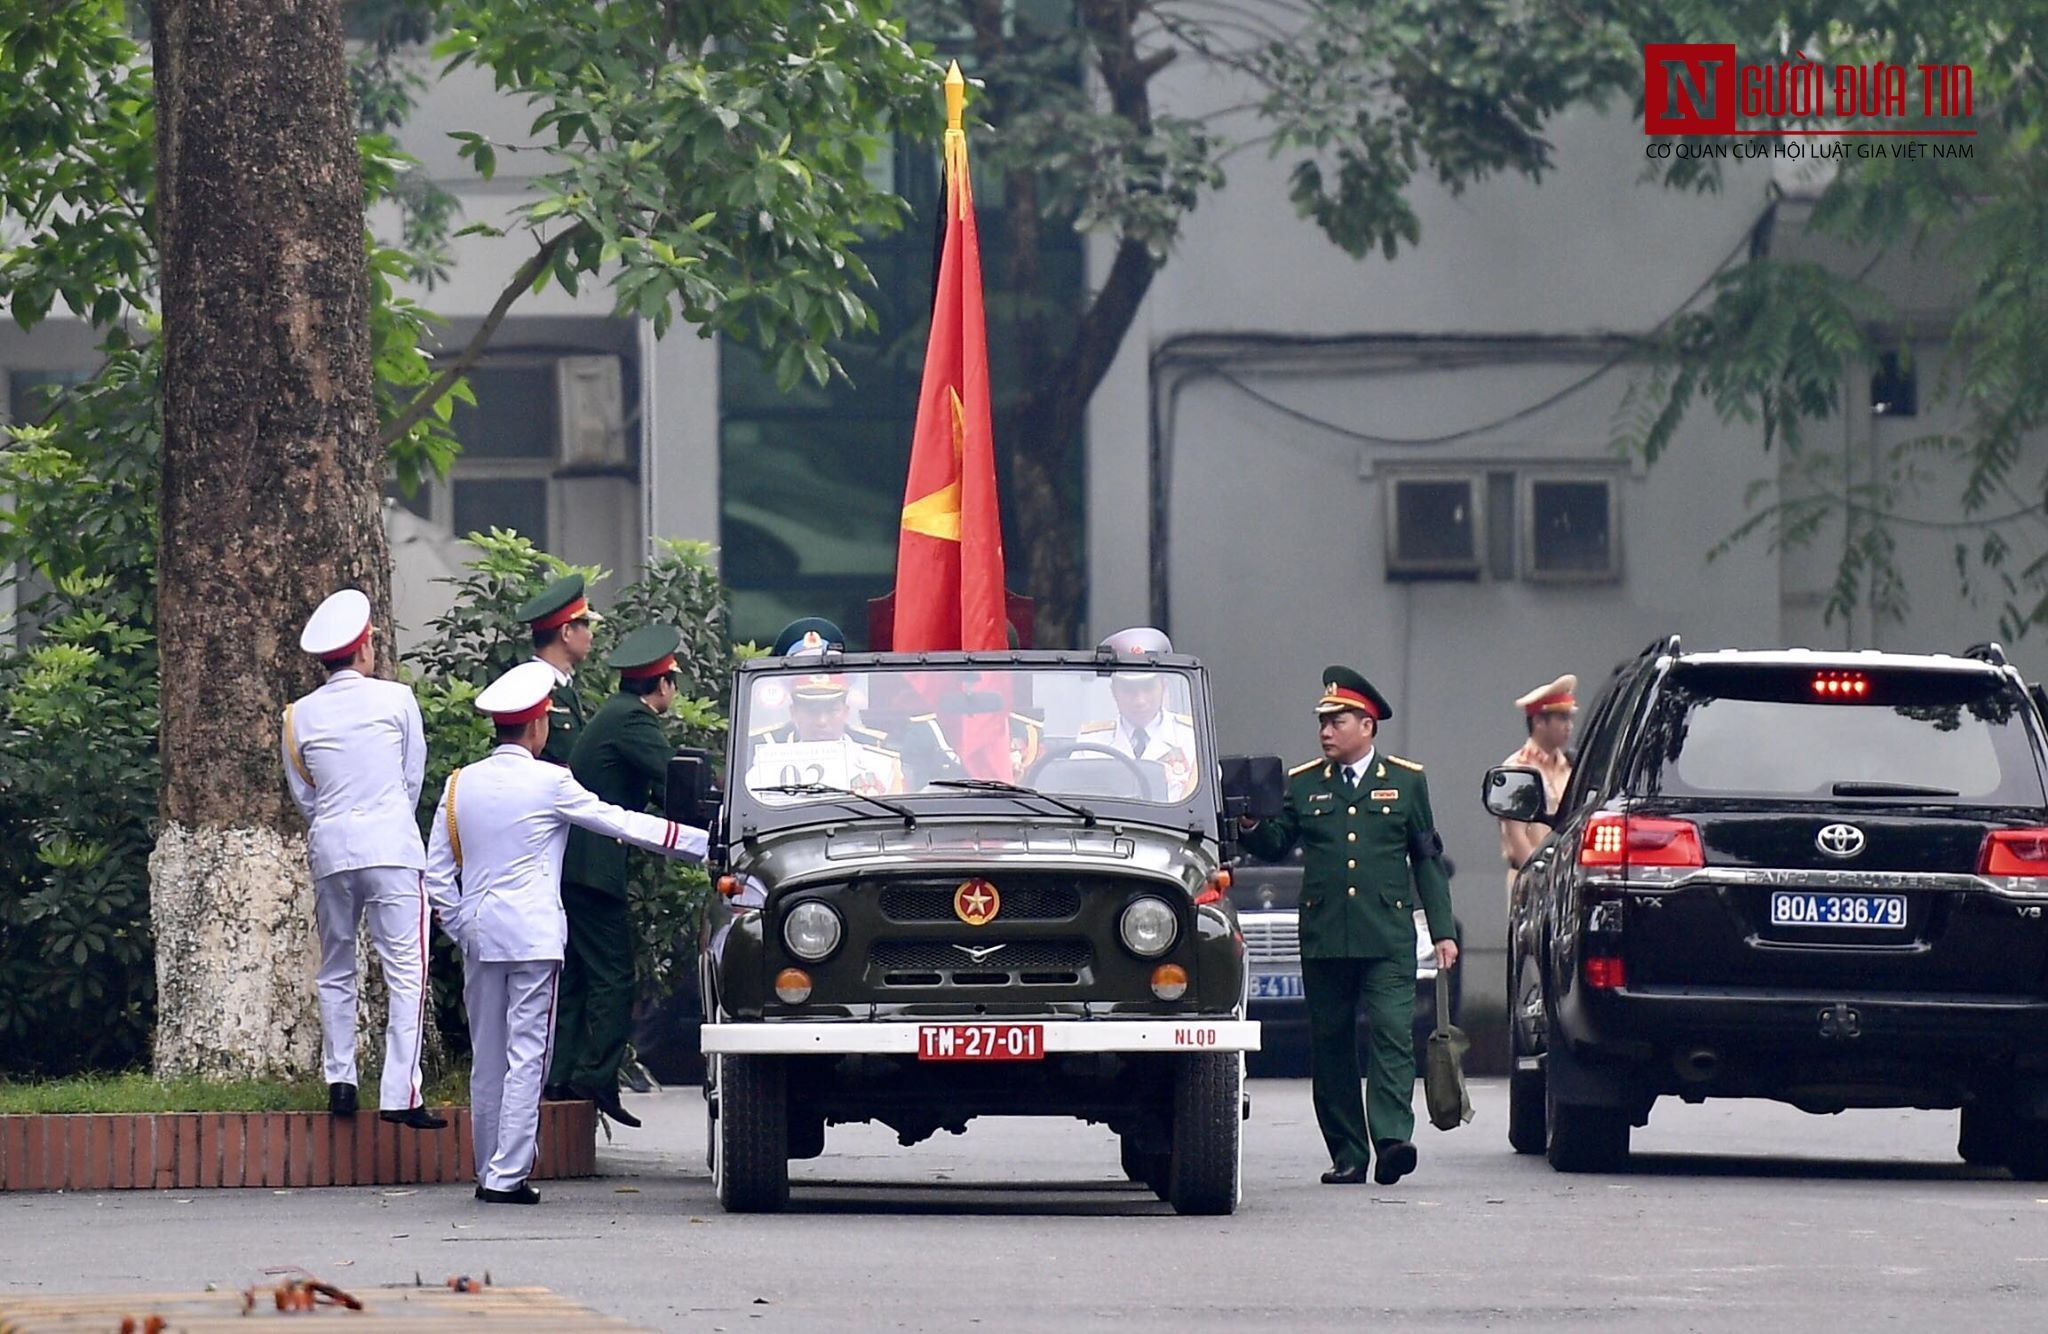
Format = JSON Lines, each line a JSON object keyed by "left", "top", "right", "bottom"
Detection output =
{"left": 738, "top": 662, "right": 1206, "bottom": 808}
{"left": 1630, "top": 664, "right": 2048, "bottom": 806}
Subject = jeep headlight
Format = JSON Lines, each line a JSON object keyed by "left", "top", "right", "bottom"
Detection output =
{"left": 1119, "top": 897, "right": 1178, "bottom": 957}
{"left": 783, "top": 900, "right": 843, "bottom": 962}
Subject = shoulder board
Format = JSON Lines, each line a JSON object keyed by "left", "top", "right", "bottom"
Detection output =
{"left": 1079, "top": 721, "right": 1115, "bottom": 734}
{"left": 1385, "top": 754, "right": 1424, "bottom": 771}
{"left": 909, "top": 713, "right": 935, "bottom": 723}
{"left": 849, "top": 724, "right": 889, "bottom": 743}
{"left": 1288, "top": 758, "right": 1324, "bottom": 777}
{"left": 1010, "top": 712, "right": 1043, "bottom": 731}
{"left": 1169, "top": 712, "right": 1193, "bottom": 725}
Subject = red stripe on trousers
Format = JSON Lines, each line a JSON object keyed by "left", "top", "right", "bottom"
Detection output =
{"left": 524, "top": 965, "right": 561, "bottom": 1183}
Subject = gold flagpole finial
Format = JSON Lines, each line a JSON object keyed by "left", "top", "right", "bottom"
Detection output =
{"left": 944, "top": 61, "right": 966, "bottom": 132}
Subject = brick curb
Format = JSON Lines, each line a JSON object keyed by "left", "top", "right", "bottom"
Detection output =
{"left": 0, "top": 1102, "right": 596, "bottom": 1191}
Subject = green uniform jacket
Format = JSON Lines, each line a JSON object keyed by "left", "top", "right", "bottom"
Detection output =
{"left": 561, "top": 692, "right": 673, "bottom": 897}
{"left": 540, "top": 677, "right": 585, "bottom": 766}
{"left": 1240, "top": 753, "right": 1455, "bottom": 959}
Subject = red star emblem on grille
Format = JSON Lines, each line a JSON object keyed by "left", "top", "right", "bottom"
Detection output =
{"left": 953, "top": 878, "right": 1001, "bottom": 926}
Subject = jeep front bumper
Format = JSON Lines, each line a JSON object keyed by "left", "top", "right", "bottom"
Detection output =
{"left": 702, "top": 1019, "right": 1261, "bottom": 1055}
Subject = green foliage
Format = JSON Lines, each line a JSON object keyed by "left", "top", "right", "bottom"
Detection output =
{"left": 0, "top": 334, "right": 160, "bottom": 1075}
{"left": 0, "top": 2, "right": 155, "bottom": 330}
{"left": 434, "top": 0, "right": 934, "bottom": 391}
{"left": 1626, "top": 0, "right": 2048, "bottom": 639}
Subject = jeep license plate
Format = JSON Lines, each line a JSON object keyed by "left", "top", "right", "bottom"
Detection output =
{"left": 917, "top": 1023, "right": 1045, "bottom": 1061}
{"left": 1251, "top": 971, "right": 1305, "bottom": 1000}
{"left": 1768, "top": 891, "right": 1907, "bottom": 929}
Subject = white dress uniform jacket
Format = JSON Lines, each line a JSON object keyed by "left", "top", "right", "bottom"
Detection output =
{"left": 424, "top": 744, "right": 707, "bottom": 962}
{"left": 283, "top": 670, "right": 428, "bottom": 876}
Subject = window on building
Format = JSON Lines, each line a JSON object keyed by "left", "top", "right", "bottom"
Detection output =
{"left": 1523, "top": 475, "right": 1620, "bottom": 581}
{"left": 1384, "top": 474, "right": 1481, "bottom": 579}
{"left": 1871, "top": 351, "right": 1917, "bottom": 418}
{"left": 389, "top": 354, "right": 634, "bottom": 552}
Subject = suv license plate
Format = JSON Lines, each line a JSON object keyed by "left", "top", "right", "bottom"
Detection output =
{"left": 917, "top": 1023, "right": 1046, "bottom": 1062}
{"left": 1768, "top": 891, "right": 1907, "bottom": 929}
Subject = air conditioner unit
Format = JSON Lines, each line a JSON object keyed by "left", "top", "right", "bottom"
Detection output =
{"left": 556, "top": 355, "right": 626, "bottom": 469}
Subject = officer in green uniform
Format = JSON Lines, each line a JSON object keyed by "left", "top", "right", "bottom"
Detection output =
{"left": 1241, "top": 666, "right": 1459, "bottom": 1185}
{"left": 514, "top": 573, "right": 602, "bottom": 766}
{"left": 543, "top": 624, "right": 682, "bottom": 1126}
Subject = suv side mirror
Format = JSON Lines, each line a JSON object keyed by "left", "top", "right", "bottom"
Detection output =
{"left": 1482, "top": 766, "right": 1550, "bottom": 824}
{"left": 1221, "top": 754, "right": 1286, "bottom": 823}
{"left": 666, "top": 749, "right": 720, "bottom": 829}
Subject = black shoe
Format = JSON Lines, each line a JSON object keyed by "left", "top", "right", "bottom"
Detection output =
{"left": 479, "top": 1182, "right": 541, "bottom": 1205}
{"left": 1319, "top": 1163, "right": 1371, "bottom": 1185}
{"left": 583, "top": 1084, "right": 642, "bottom": 1129}
{"left": 473, "top": 1184, "right": 485, "bottom": 1200}
{"left": 542, "top": 1084, "right": 575, "bottom": 1103}
{"left": 328, "top": 1083, "right": 358, "bottom": 1118}
{"left": 380, "top": 1107, "right": 449, "bottom": 1130}
{"left": 1373, "top": 1140, "right": 1419, "bottom": 1185}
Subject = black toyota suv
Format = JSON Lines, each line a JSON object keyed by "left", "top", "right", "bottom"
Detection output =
{"left": 1483, "top": 638, "right": 2048, "bottom": 1176}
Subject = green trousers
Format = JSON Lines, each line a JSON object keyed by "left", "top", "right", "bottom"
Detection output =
{"left": 1301, "top": 955, "right": 1417, "bottom": 1171}
{"left": 547, "top": 882, "right": 635, "bottom": 1093}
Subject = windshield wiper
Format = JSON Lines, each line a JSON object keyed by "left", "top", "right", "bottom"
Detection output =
{"left": 1831, "top": 780, "right": 1961, "bottom": 797}
{"left": 755, "top": 782, "right": 917, "bottom": 829}
{"left": 927, "top": 778, "right": 1098, "bottom": 827}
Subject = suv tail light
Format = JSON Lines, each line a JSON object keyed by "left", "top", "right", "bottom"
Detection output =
{"left": 1583, "top": 956, "right": 1628, "bottom": 990}
{"left": 1979, "top": 828, "right": 2048, "bottom": 876}
{"left": 1579, "top": 814, "right": 1706, "bottom": 870}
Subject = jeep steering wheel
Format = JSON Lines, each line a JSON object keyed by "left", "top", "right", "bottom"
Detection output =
{"left": 1022, "top": 740, "right": 1153, "bottom": 797}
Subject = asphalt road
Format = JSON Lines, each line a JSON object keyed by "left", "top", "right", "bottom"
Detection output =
{"left": 5, "top": 1079, "right": 2046, "bottom": 1331}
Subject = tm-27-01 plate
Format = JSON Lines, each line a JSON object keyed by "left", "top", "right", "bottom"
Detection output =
{"left": 917, "top": 1023, "right": 1045, "bottom": 1061}
{"left": 1768, "top": 891, "right": 1907, "bottom": 929}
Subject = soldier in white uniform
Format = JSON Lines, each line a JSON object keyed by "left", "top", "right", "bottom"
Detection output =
{"left": 283, "top": 589, "right": 443, "bottom": 1127}
{"left": 1079, "top": 627, "right": 1199, "bottom": 800}
{"left": 425, "top": 660, "right": 708, "bottom": 1204}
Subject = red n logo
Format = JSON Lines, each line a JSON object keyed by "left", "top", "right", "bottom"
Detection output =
{"left": 1644, "top": 44, "right": 1737, "bottom": 134}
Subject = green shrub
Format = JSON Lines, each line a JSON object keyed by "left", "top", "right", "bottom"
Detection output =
{"left": 0, "top": 333, "right": 160, "bottom": 1075}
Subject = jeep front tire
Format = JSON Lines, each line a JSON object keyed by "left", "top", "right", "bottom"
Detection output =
{"left": 1167, "top": 1053, "right": 1242, "bottom": 1215}
{"left": 715, "top": 1054, "right": 790, "bottom": 1212}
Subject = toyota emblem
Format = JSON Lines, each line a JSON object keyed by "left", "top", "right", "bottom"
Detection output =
{"left": 1816, "top": 823, "right": 1866, "bottom": 859}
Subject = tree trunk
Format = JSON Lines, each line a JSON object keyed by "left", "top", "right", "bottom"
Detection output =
{"left": 151, "top": 0, "right": 389, "bottom": 1079}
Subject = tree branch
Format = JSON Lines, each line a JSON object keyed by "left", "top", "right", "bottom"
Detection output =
{"left": 373, "top": 224, "right": 587, "bottom": 453}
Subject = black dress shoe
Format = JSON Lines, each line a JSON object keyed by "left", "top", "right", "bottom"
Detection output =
{"left": 1373, "top": 1140, "right": 1419, "bottom": 1185}
{"left": 380, "top": 1107, "right": 449, "bottom": 1130}
{"left": 583, "top": 1084, "right": 642, "bottom": 1129}
{"left": 479, "top": 1182, "right": 541, "bottom": 1205}
{"left": 1319, "top": 1163, "right": 1371, "bottom": 1184}
{"left": 328, "top": 1083, "right": 358, "bottom": 1118}
{"left": 473, "top": 1184, "right": 485, "bottom": 1200}
{"left": 542, "top": 1084, "right": 575, "bottom": 1103}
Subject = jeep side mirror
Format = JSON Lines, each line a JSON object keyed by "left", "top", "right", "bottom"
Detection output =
{"left": 666, "top": 749, "right": 719, "bottom": 829}
{"left": 1482, "top": 765, "right": 1550, "bottom": 824}
{"left": 1221, "top": 754, "right": 1286, "bottom": 823}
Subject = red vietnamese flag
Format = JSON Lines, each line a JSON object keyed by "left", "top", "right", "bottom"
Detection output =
{"left": 893, "top": 62, "right": 1006, "bottom": 656}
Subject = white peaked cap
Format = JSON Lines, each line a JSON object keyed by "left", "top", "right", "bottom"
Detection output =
{"left": 476, "top": 659, "right": 560, "bottom": 724}
{"left": 300, "top": 589, "right": 373, "bottom": 658}
{"left": 1101, "top": 625, "right": 1172, "bottom": 680}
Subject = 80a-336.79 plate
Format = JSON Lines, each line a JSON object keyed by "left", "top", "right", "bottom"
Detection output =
{"left": 1768, "top": 891, "right": 1907, "bottom": 929}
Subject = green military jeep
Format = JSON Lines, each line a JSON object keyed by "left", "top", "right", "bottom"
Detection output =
{"left": 668, "top": 648, "right": 1270, "bottom": 1214}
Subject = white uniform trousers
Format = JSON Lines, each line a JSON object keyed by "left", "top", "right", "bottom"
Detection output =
{"left": 314, "top": 866, "right": 429, "bottom": 1110}
{"left": 463, "top": 956, "right": 560, "bottom": 1192}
